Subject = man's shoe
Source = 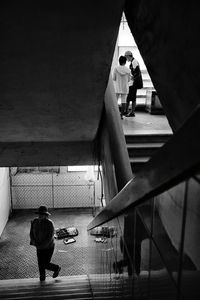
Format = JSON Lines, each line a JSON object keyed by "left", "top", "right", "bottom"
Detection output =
{"left": 127, "top": 112, "right": 135, "bottom": 117}
{"left": 40, "top": 275, "right": 46, "bottom": 282}
{"left": 40, "top": 280, "right": 46, "bottom": 286}
{"left": 53, "top": 266, "right": 61, "bottom": 278}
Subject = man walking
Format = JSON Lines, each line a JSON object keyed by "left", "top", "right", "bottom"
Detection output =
{"left": 124, "top": 51, "right": 143, "bottom": 117}
{"left": 30, "top": 205, "right": 61, "bottom": 282}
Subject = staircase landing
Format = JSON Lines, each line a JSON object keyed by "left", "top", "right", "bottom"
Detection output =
{"left": 122, "top": 111, "right": 172, "bottom": 136}
{"left": 122, "top": 112, "right": 173, "bottom": 173}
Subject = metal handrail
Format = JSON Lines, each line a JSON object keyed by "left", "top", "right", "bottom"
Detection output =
{"left": 103, "top": 74, "right": 133, "bottom": 191}
{"left": 88, "top": 105, "right": 200, "bottom": 230}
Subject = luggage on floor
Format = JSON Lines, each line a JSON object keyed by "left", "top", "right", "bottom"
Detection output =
{"left": 90, "top": 225, "right": 117, "bottom": 237}
{"left": 54, "top": 227, "right": 78, "bottom": 239}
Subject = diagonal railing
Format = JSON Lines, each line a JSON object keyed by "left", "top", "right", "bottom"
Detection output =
{"left": 88, "top": 105, "right": 200, "bottom": 231}
{"left": 87, "top": 104, "right": 200, "bottom": 299}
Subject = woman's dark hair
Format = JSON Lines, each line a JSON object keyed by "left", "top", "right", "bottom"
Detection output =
{"left": 119, "top": 55, "right": 127, "bottom": 65}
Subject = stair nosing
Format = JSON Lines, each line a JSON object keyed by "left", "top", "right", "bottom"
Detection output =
{"left": 125, "top": 132, "right": 172, "bottom": 137}
{"left": 127, "top": 142, "right": 164, "bottom": 148}
{"left": 130, "top": 157, "right": 150, "bottom": 163}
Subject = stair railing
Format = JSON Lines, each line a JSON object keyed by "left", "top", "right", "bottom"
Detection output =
{"left": 89, "top": 105, "right": 200, "bottom": 229}
{"left": 94, "top": 74, "right": 132, "bottom": 203}
{"left": 88, "top": 104, "right": 200, "bottom": 299}
{"left": 87, "top": 74, "right": 135, "bottom": 298}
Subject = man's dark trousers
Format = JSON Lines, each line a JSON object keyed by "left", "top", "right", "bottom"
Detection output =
{"left": 37, "top": 246, "right": 59, "bottom": 281}
{"left": 126, "top": 84, "right": 137, "bottom": 114}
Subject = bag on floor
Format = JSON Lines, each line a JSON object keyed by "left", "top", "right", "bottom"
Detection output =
{"left": 55, "top": 227, "right": 78, "bottom": 239}
{"left": 63, "top": 237, "right": 76, "bottom": 245}
{"left": 90, "top": 225, "right": 117, "bottom": 237}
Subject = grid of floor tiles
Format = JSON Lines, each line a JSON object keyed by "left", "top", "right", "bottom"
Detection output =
{"left": 0, "top": 209, "right": 116, "bottom": 280}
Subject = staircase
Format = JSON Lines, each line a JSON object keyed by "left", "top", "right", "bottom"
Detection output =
{"left": 0, "top": 276, "right": 91, "bottom": 300}
{"left": 0, "top": 275, "right": 133, "bottom": 300}
{"left": 136, "top": 70, "right": 154, "bottom": 109}
{"left": 1, "top": 272, "right": 198, "bottom": 299}
{"left": 124, "top": 68, "right": 172, "bottom": 173}
{"left": 125, "top": 133, "right": 172, "bottom": 173}
{"left": 0, "top": 273, "right": 175, "bottom": 299}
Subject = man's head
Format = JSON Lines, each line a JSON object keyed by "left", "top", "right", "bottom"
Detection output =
{"left": 125, "top": 50, "right": 133, "bottom": 62}
{"left": 119, "top": 55, "right": 127, "bottom": 66}
{"left": 35, "top": 205, "right": 51, "bottom": 216}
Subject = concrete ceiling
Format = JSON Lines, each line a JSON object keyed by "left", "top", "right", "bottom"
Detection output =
{"left": 0, "top": 1, "right": 125, "bottom": 166}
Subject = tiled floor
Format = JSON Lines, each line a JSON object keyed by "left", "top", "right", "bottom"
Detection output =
{"left": 0, "top": 208, "right": 118, "bottom": 280}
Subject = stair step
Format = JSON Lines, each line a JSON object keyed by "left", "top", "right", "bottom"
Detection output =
{"left": 136, "top": 98, "right": 146, "bottom": 105}
{"left": 130, "top": 157, "right": 150, "bottom": 173}
{"left": 127, "top": 142, "right": 163, "bottom": 158}
{"left": 93, "top": 292, "right": 132, "bottom": 298}
{"left": 137, "top": 90, "right": 147, "bottom": 96}
{"left": 92, "top": 297, "right": 132, "bottom": 300}
{"left": 136, "top": 100, "right": 146, "bottom": 109}
{"left": 0, "top": 292, "right": 92, "bottom": 300}
{"left": 130, "top": 157, "right": 150, "bottom": 163}
{"left": 0, "top": 275, "right": 134, "bottom": 300}
{"left": 0, "top": 281, "right": 90, "bottom": 289}
{"left": 0, "top": 284, "right": 91, "bottom": 294}
{"left": 125, "top": 133, "right": 172, "bottom": 144}
{"left": 126, "top": 130, "right": 172, "bottom": 173}
{"left": 2, "top": 296, "right": 93, "bottom": 300}
{"left": 143, "top": 82, "right": 154, "bottom": 88}
{"left": 0, "top": 276, "right": 89, "bottom": 288}
{"left": 5, "top": 271, "right": 200, "bottom": 300}
{"left": 136, "top": 94, "right": 146, "bottom": 98}
{"left": 0, "top": 280, "right": 92, "bottom": 299}
{"left": 141, "top": 86, "right": 154, "bottom": 90}
{"left": 127, "top": 142, "right": 164, "bottom": 149}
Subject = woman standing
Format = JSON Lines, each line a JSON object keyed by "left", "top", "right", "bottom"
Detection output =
{"left": 113, "top": 55, "right": 131, "bottom": 119}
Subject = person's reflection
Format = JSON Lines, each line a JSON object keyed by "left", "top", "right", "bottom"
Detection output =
{"left": 113, "top": 211, "right": 147, "bottom": 276}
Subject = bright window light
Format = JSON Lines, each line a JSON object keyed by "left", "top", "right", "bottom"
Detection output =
{"left": 67, "top": 165, "right": 101, "bottom": 172}
{"left": 68, "top": 166, "right": 88, "bottom": 172}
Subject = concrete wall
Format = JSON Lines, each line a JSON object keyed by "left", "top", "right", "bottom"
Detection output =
{"left": 156, "top": 177, "right": 200, "bottom": 270}
{"left": 124, "top": 0, "right": 200, "bottom": 271}
{"left": 124, "top": 0, "right": 200, "bottom": 131}
{"left": 0, "top": 168, "right": 11, "bottom": 236}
